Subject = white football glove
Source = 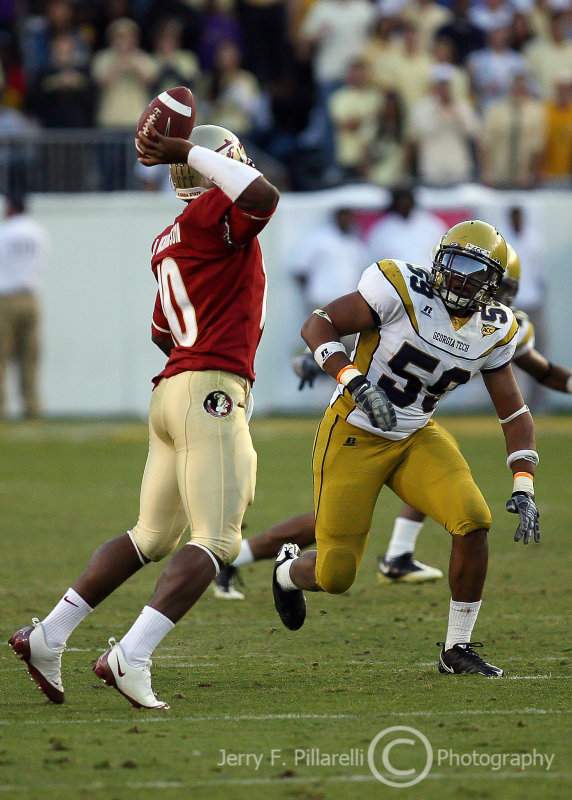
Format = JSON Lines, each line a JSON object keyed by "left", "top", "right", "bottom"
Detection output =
{"left": 506, "top": 492, "right": 541, "bottom": 545}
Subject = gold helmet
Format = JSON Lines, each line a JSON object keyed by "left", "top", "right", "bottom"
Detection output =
{"left": 494, "top": 243, "right": 520, "bottom": 306}
{"left": 170, "top": 124, "right": 249, "bottom": 201}
{"left": 431, "top": 220, "right": 507, "bottom": 313}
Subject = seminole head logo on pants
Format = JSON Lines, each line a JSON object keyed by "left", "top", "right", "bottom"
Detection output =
{"left": 203, "top": 391, "right": 233, "bottom": 417}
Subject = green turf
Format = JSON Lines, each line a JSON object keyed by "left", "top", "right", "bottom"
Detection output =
{"left": 0, "top": 416, "right": 570, "bottom": 800}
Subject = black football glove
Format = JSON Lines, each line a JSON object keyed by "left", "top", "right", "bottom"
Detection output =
{"left": 347, "top": 376, "right": 397, "bottom": 431}
{"left": 506, "top": 491, "right": 541, "bottom": 545}
{"left": 292, "top": 354, "right": 321, "bottom": 391}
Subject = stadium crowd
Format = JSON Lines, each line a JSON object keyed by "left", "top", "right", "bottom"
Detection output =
{"left": 2, "top": 0, "right": 572, "bottom": 190}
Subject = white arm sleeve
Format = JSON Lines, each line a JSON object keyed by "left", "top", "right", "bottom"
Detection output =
{"left": 187, "top": 146, "right": 262, "bottom": 203}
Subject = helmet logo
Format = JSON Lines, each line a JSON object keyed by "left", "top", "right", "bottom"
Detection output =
{"left": 203, "top": 391, "right": 233, "bottom": 417}
{"left": 481, "top": 324, "right": 498, "bottom": 336}
{"left": 464, "top": 243, "right": 492, "bottom": 257}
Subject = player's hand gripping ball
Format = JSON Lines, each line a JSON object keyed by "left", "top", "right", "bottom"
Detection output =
{"left": 135, "top": 87, "right": 195, "bottom": 154}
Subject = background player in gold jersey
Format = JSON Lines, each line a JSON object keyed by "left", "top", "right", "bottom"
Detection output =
{"left": 272, "top": 220, "right": 540, "bottom": 677}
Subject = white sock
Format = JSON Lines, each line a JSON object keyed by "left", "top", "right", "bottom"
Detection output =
{"left": 41, "top": 588, "right": 93, "bottom": 649}
{"left": 276, "top": 558, "right": 298, "bottom": 591}
{"left": 445, "top": 599, "right": 482, "bottom": 650}
{"left": 119, "top": 605, "right": 174, "bottom": 668}
{"left": 386, "top": 517, "right": 424, "bottom": 560}
{"left": 233, "top": 540, "right": 254, "bottom": 567}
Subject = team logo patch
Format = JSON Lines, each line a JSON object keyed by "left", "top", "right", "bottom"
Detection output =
{"left": 481, "top": 324, "right": 498, "bottom": 337}
{"left": 203, "top": 391, "right": 233, "bottom": 417}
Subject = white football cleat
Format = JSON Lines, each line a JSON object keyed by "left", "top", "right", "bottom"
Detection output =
{"left": 9, "top": 618, "right": 65, "bottom": 704}
{"left": 93, "top": 639, "right": 170, "bottom": 710}
{"left": 377, "top": 552, "right": 443, "bottom": 584}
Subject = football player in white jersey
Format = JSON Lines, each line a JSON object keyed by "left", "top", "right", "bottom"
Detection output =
{"left": 272, "top": 220, "right": 541, "bottom": 677}
{"left": 216, "top": 242, "right": 570, "bottom": 599}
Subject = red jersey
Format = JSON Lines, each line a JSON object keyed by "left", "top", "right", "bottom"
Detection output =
{"left": 151, "top": 187, "right": 276, "bottom": 383}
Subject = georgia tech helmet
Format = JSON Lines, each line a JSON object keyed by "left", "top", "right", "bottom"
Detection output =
{"left": 431, "top": 220, "right": 508, "bottom": 313}
{"left": 170, "top": 124, "right": 249, "bottom": 201}
{"left": 494, "top": 243, "right": 520, "bottom": 306}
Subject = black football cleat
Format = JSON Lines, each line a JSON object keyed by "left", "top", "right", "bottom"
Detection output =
{"left": 272, "top": 543, "right": 306, "bottom": 630}
{"left": 377, "top": 552, "right": 443, "bottom": 584}
{"left": 213, "top": 565, "right": 245, "bottom": 600}
{"left": 438, "top": 641, "right": 503, "bottom": 677}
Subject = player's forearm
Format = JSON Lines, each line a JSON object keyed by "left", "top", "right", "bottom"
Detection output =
{"left": 301, "top": 312, "right": 351, "bottom": 380}
{"left": 502, "top": 414, "right": 537, "bottom": 478}
{"left": 538, "top": 363, "right": 572, "bottom": 393}
{"left": 152, "top": 332, "right": 175, "bottom": 356}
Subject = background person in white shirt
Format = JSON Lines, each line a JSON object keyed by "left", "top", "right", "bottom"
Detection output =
{"left": 0, "top": 193, "right": 49, "bottom": 418}
{"left": 366, "top": 186, "right": 447, "bottom": 267}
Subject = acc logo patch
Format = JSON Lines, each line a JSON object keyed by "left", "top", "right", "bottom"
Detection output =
{"left": 203, "top": 391, "right": 233, "bottom": 417}
{"left": 481, "top": 324, "right": 498, "bottom": 336}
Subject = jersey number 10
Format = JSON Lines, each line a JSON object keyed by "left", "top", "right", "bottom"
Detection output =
{"left": 157, "top": 257, "right": 198, "bottom": 347}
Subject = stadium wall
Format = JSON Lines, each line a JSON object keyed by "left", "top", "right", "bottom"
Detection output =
{"left": 5, "top": 185, "right": 572, "bottom": 417}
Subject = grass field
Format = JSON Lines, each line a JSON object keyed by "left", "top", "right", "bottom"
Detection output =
{"left": 0, "top": 415, "right": 570, "bottom": 800}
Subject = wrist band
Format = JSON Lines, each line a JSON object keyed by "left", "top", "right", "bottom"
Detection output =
{"left": 313, "top": 341, "right": 346, "bottom": 369}
{"left": 499, "top": 405, "right": 529, "bottom": 424}
{"left": 507, "top": 449, "right": 539, "bottom": 469}
{"left": 566, "top": 375, "right": 572, "bottom": 393}
{"left": 513, "top": 471, "right": 534, "bottom": 496}
{"left": 187, "top": 145, "right": 261, "bottom": 202}
{"left": 337, "top": 365, "right": 362, "bottom": 386}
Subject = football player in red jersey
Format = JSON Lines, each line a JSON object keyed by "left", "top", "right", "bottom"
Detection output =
{"left": 9, "top": 123, "right": 279, "bottom": 709}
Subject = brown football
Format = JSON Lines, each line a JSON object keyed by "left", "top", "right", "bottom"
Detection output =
{"left": 136, "top": 87, "right": 195, "bottom": 153}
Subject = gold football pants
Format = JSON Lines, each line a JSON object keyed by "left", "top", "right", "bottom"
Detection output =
{"left": 131, "top": 370, "right": 256, "bottom": 564}
{"left": 312, "top": 408, "right": 491, "bottom": 594}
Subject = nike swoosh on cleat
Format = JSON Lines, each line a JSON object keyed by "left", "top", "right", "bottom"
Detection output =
{"left": 116, "top": 656, "right": 125, "bottom": 677}
{"left": 439, "top": 656, "right": 455, "bottom": 673}
{"left": 63, "top": 596, "right": 79, "bottom": 607}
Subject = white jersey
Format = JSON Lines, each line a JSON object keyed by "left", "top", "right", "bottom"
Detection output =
{"left": 513, "top": 308, "right": 535, "bottom": 359}
{"left": 330, "top": 260, "right": 519, "bottom": 440}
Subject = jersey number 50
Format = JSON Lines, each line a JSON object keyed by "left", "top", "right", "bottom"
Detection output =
{"left": 157, "top": 257, "right": 198, "bottom": 347}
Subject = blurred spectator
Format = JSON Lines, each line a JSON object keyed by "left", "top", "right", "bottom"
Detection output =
{"left": 432, "top": 36, "right": 470, "bottom": 100}
{"left": 200, "top": 39, "right": 268, "bottom": 138}
{"left": 0, "top": 193, "right": 49, "bottom": 419}
{"left": 0, "top": 99, "right": 39, "bottom": 193}
{"left": 20, "top": 0, "right": 91, "bottom": 79}
{"left": 197, "top": 0, "right": 243, "bottom": 73}
{"left": 524, "top": 11, "right": 572, "bottom": 100}
{"left": 362, "top": 12, "right": 403, "bottom": 91}
{"left": 391, "top": 22, "right": 434, "bottom": 120}
{"left": 542, "top": 72, "right": 572, "bottom": 185}
{"left": 0, "top": 29, "right": 27, "bottom": 109}
{"left": 436, "top": 0, "right": 485, "bottom": 65}
{"left": 510, "top": 11, "right": 534, "bottom": 53}
{"left": 366, "top": 186, "right": 447, "bottom": 266}
{"left": 29, "top": 31, "right": 94, "bottom": 128}
{"left": 91, "top": 17, "right": 157, "bottom": 129}
{"left": 296, "top": 0, "right": 376, "bottom": 158}
{"left": 328, "top": 57, "right": 383, "bottom": 181}
{"left": 400, "top": 0, "right": 452, "bottom": 54}
{"left": 152, "top": 17, "right": 199, "bottom": 95}
{"left": 362, "top": 90, "right": 409, "bottom": 187}
{"left": 290, "top": 207, "right": 367, "bottom": 314}
{"left": 468, "top": 0, "right": 514, "bottom": 33}
{"left": 480, "top": 71, "right": 546, "bottom": 188}
{"left": 468, "top": 26, "right": 529, "bottom": 109}
{"left": 406, "top": 63, "right": 479, "bottom": 186}
{"left": 236, "top": 0, "right": 289, "bottom": 86}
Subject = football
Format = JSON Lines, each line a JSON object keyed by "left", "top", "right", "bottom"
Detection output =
{"left": 135, "top": 87, "right": 195, "bottom": 152}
